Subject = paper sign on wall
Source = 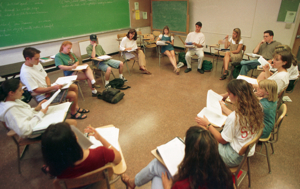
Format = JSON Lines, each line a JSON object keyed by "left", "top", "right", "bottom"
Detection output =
{"left": 135, "top": 10, "right": 140, "bottom": 20}
{"left": 143, "top": 12, "right": 147, "bottom": 19}
{"left": 285, "top": 11, "right": 296, "bottom": 23}
{"left": 134, "top": 2, "right": 139, "bottom": 10}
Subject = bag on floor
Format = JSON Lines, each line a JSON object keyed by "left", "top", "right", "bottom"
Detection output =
{"left": 108, "top": 78, "right": 130, "bottom": 90}
{"left": 178, "top": 52, "right": 187, "bottom": 65}
{"left": 202, "top": 60, "right": 212, "bottom": 72}
{"left": 97, "top": 88, "right": 125, "bottom": 104}
{"left": 232, "top": 64, "right": 242, "bottom": 79}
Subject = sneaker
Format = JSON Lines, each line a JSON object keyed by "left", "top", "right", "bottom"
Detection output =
{"left": 177, "top": 62, "right": 184, "bottom": 68}
{"left": 121, "top": 77, "right": 128, "bottom": 82}
{"left": 92, "top": 91, "right": 101, "bottom": 97}
{"left": 197, "top": 69, "right": 204, "bottom": 74}
{"left": 105, "top": 84, "right": 111, "bottom": 89}
{"left": 184, "top": 68, "right": 192, "bottom": 73}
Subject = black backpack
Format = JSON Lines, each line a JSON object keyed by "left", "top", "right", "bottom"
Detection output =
{"left": 97, "top": 88, "right": 124, "bottom": 104}
{"left": 107, "top": 78, "right": 130, "bottom": 90}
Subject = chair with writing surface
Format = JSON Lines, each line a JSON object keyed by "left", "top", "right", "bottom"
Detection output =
{"left": 256, "top": 104, "right": 287, "bottom": 173}
{"left": 276, "top": 87, "right": 287, "bottom": 111}
{"left": 143, "top": 31, "right": 161, "bottom": 55}
{"left": 1, "top": 122, "right": 41, "bottom": 174}
{"left": 116, "top": 33, "right": 127, "bottom": 58}
{"left": 117, "top": 32, "right": 136, "bottom": 75}
{"left": 230, "top": 128, "right": 263, "bottom": 188}
{"left": 209, "top": 40, "right": 227, "bottom": 67}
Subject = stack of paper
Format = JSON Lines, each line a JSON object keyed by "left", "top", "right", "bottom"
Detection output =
{"left": 97, "top": 55, "right": 112, "bottom": 60}
{"left": 52, "top": 75, "right": 78, "bottom": 89}
{"left": 197, "top": 90, "right": 227, "bottom": 127}
{"left": 33, "top": 102, "right": 72, "bottom": 132}
{"left": 40, "top": 58, "right": 53, "bottom": 63}
{"left": 89, "top": 127, "right": 120, "bottom": 151}
{"left": 72, "top": 64, "right": 88, "bottom": 71}
{"left": 236, "top": 75, "right": 258, "bottom": 85}
{"left": 157, "top": 137, "right": 185, "bottom": 176}
{"left": 246, "top": 53, "right": 261, "bottom": 58}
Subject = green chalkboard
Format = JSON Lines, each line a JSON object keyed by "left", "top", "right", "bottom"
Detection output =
{"left": 0, "top": 0, "right": 130, "bottom": 48}
{"left": 151, "top": 0, "right": 188, "bottom": 33}
{"left": 277, "top": 0, "right": 299, "bottom": 22}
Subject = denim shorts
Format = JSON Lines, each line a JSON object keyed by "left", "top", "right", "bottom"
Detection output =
{"left": 63, "top": 70, "right": 74, "bottom": 76}
{"left": 95, "top": 59, "right": 121, "bottom": 72}
{"left": 218, "top": 143, "right": 243, "bottom": 167}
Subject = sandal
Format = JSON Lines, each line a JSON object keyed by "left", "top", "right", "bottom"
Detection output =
{"left": 219, "top": 74, "right": 227, "bottom": 80}
{"left": 175, "top": 68, "right": 180, "bottom": 75}
{"left": 77, "top": 108, "right": 90, "bottom": 113}
{"left": 224, "top": 70, "right": 229, "bottom": 76}
{"left": 121, "top": 174, "right": 136, "bottom": 189}
{"left": 71, "top": 112, "right": 87, "bottom": 119}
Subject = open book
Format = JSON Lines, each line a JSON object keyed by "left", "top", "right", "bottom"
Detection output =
{"left": 156, "top": 137, "right": 185, "bottom": 176}
{"left": 41, "top": 89, "right": 61, "bottom": 109}
{"left": 197, "top": 90, "right": 227, "bottom": 127}
{"left": 72, "top": 64, "right": 88, "bottom": 71}
{"left": 236, "top": 75, "right": 258, "bottom": 85}
{"left": 89, "top": 127, "right": 120, "bottom": 151}
{"left": 32, "top": 102, "right": 72, "bottom": 133}
{"left": 52, "top": 75, "right": 78, "bottom": 89}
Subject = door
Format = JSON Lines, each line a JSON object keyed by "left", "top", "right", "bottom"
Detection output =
{"left": 292, "top": 23, "right": 300, "bottom": 62}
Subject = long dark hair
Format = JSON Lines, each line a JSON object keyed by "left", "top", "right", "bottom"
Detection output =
{"left": 227, "top": 79, "right": 263, "bottom": 133}
{"left": 173, "top": 126, "right": 233, "bottom": 189}
{"left": 0, "top": 78, "right": 20, "bottom": 102}
{"left": 126, "top": 29, "right": 137, "bottom": 40}
{"left": 41, "top": 122, "right": 83, "bottom": 176}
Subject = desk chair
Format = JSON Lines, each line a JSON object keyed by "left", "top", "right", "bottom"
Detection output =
{"left": 92, "top": 63, "right": 115, "bottom": 87}
{"left": 53, "top": 164, "right": 119, "bottom": 189}
{"left": 230, "top": 128, "right": 263, "bottom": 188}
{"left": 209, "top": 40, "right": 227, "bottom": 67}
{"left": 157, "top": 34, "right": 177, "bottom": 67}
{"left": 116, "top": 33, "right": 127, "bottom": 58}
{"left": 136, "top": 31, "right": 143, "bottom": 48}
{"left": 221, "top": 45, "right": 246, "bottom": 80}
{"left": 143, "top": 31, "right": 161, "bottom": 54}
{"left": 276, "top": 87, "right": 287, "bottom": 111}
{"left": 256, "top": 104, "right": 287, "bottom": 173}
{"left": 286, "top": 76, "right": 299, "bottom": 93}
{"left": 2, "top": 122, "right": 41, "bottom": 174}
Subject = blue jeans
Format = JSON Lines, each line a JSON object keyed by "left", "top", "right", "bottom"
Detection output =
{"left": 218, "top": 143, "right": 243, "bottom": 167}
{"left": 239, "top": 59, "right": 260, "bottom": 75}
{"left": 135, "top": 159, "right": 172, "bottom": 189}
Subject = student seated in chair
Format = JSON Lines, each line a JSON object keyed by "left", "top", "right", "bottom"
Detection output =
{"left": 120, "top": 29, "right": 151, "bottom": 74}
{"left": 184, "top": 21, "right": 205, "bottom": 74}
{"left": 0, "top": 78, "right": 77, "bottom": 138}
{"left": 86, "top": 34, "right": 127, "bottom": 88}
{"left": 196, "top": 79, "right": 264, "bottom": 167}
{"left": 20, "top": 47, "right": 89, "bottom": 120}
{"left": 41, "top": 123, "right": 121, "bottom": 179}
{"left": 121, "top": 126, "right": 234, "bottom": 189}
{"left": 55, "top": 41, "right": 99, "bottom": 97}
{"left": 220, "top": 28, "right": 243, "bottom": 80}
{"left": 239, "top": 30, "right": 281, "bottom": 76}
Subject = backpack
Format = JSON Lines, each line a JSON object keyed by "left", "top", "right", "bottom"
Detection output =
{"left": 21, "top": 89, "right": 32, "bottom": 103}
{"left": 97, "top": 88, "right": 124, "bottom": 104}
{"left": 202, "top": 60, "right": 213, "bottom": 72}
{"left": 232, "top": 64, "right": 242, "bottom": 79}
{"left": 178, "top": 52, "right": 187, "bottom": 65}
{"left": 107, "top": 78, "right": 130, "bottom": 90}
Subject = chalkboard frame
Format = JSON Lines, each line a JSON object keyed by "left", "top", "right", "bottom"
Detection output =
{"left": 151, "top": 0, "right": 189, "bottom": 34}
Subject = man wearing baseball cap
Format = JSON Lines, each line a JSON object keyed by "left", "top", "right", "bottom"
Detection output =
{"left": 86, "top": 34, "right": 127, "bottom": 87}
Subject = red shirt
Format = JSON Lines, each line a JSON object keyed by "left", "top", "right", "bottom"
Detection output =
{"left": 58, "top": 146, "right": 115, "bottom": 179}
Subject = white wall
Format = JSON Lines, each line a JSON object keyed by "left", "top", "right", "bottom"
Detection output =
{"left": 0, "top": 27, "right": 151, "bottom": 66}
{"left": 174, "top": 0, "right": 300, "bottom": 54}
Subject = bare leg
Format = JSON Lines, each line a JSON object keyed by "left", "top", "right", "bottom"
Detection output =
{"left": 164, "top": 50, "right": 177, "bottom": 70}
{"left": 105, "top": 67, "right": 112, "bottom": 81}
{"left": 119, "top": 62, "right": 124, "bottom": 74}
{"left": 65, "top": 119, "right": 77, "bottom": 126}
{"left": 223, "top": 51, "right": 231, "bottom": 74}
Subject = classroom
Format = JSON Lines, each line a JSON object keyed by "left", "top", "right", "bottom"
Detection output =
{"left": 0, "top": 0, "right": 300, "bottom": 188}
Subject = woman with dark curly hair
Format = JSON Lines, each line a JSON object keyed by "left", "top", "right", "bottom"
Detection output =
{"left": 121, "top": 126, "right": 234, "bottom": 189}
{"left": 196, "top": 79, "right": 264, "bottom": 167}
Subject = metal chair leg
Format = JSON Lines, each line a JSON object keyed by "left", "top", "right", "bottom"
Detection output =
{"left": 270, "top": 143, "right": 274, "bottom": 154}
{"left": 247, "top": 157, "right": 251, "bottom": 188}
{"left": 264, "top": 143, "right": 271, "bottom": 173}
{"left": 17, "top": 144, "right": 21, "bottom": 174}
{"left": 76, "top": 82, "right": 85, "bottom": 101}
{"left": 124, "top": 60, "right": 130, "bottom": 75}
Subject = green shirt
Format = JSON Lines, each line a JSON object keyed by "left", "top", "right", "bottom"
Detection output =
{"left": 257, "top": 41, "right": 281, "bottom": 60}
{"left": 55, "top": 52, "right": 78, "bottom": 67}
{"left": 260, "top": 98, "right": 277, "bottom": 139}
{"left": 86, "top": 44, "right": 106, "bottom": 57}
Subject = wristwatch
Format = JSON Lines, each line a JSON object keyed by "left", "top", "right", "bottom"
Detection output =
{"left": 206, "top": 123, "right": 212, "bottom": 130}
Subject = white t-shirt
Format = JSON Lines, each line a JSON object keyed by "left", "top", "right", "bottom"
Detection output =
{"left": 268, "top": 71, "right": 289, "bottom": 93}
{"left": 287, "top": 64, "right": 299, "bottom": 80}
{"left": 185, "top": 31, "right": 205, "bottom": 50}
{"left": 158, "top": 34, "right": 174, "bottom": 41}
{"left": 221, "top": 111, "right": 257, "bottom": 156}
{"left": 120, "top": 37, "right": 138, "bottom": 51}
{"left": 229, "top": 37, "right": 243, "bottom": 45}
{"left": 20, "top": 63, "right": 48, "bottom": 102}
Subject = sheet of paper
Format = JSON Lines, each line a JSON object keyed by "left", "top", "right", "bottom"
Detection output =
{"left": 97, "top": 55, "right": 112, "bottom": 60}
{"left": 197, "top": 107, "right": 227, "bottom": 127}
{"left": 126, "top": 48, "right": 137, "bottom": 52}
{"left": 72, "top": 64, "right": 88, "bottom": 71}
{"left": 71, "top": 125, "right": 93, "bottom": 150}
{"left": 157, "top": 137, "right": 185, "bottom": 176}
{"left": 52, "top": 75, "right": 77, "bottom": 89}
{"left": 258, "top": 56, "right": 271, "bottom": 68}
{"left": 135, "top": 10, "right": 140, "bottom": 20}
{"left": 207, "top": 89, "right": 223, "bottom": 116}
{"left": 124, "top": 52, "right": 135, "bottom": 60}
{"left": 143, "top": 12, "right": 147, "bottom": 19}
{"left": 41, "top": 89, "right": 61, "bottom": 109}
{"left": 246, "top": 53, "right": 261, "bottom": 58}
{"left": 33, "top": 102, "right": 72, "bottom": 131}
{"left": 89, "top": 127, "right": 120, "bottom": 151}
{"left": 156, "top": 41, "right": 166, "bottom": 45}
{"left": 236, "top": 75, "right": 258, "bottom": 85}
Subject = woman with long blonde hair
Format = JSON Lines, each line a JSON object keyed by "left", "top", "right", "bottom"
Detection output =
{"left": 55, "top": 41, "right": 99, "bottom": 97}
{"left": 196, "top": 79, "right": 264, "bottom": 167}
{"left": 220, "top": 28, "right": 243, "bottom": 80}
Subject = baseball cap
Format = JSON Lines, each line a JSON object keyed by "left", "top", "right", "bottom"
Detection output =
{"left": 90, "top": 34, "right": 97, "bottom": 41}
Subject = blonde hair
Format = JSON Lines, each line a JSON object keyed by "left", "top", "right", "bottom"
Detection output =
{"left": 258, "top": 80, "right": 278, "bottom": 102}
{"left": 59, "top": 41, "right": 75, "bottom": 61}
{"left": 233, "top": 28, "right": 241, "bottom": 44}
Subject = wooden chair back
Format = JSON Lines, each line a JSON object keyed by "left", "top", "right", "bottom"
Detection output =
{"left": 271, "top": 103, "right": 287, "bottom": 144}
{"left": 276, "top": 87, "right": 287, "bottom": 110}
{"left": 238, "top": 128, "right": 263, "bottom": 156}
{"left": 53, "top": 164, "right": 114, "bottom": 189}
{"left": 117, "top": 33, "right": 127, "bottom": 45}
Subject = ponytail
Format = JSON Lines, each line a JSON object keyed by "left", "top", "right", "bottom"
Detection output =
{"left": 0, "top": 79, "right": 20, "bottom": 102}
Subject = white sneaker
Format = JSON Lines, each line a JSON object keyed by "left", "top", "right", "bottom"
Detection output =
{"left": 177, "top": 62, "right": 184, "bottom": 68}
